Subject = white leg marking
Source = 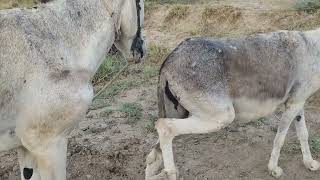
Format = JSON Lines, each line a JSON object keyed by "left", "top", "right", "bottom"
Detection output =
{"left": 150, "top": 106, "right": 235, "bottom": 180}
{"left": 294, "top": 110, "right": 320, "bottom": 171}
{"left": 268, "top": 103, "right": 304, "bottom": 178}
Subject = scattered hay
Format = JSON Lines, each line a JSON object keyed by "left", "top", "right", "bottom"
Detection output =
{"left": 202, "top": 6, "right": 242, "bottom": 23}
{"left": 199, "top": 6, "right": 242, "bottom": 37}
{"left": 265, "top": 9, "right": 320, "bottom": 31}
{"left": 146, "top": 44, "right": 170, "bottom": 64}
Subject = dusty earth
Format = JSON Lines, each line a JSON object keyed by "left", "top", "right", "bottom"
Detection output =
{"left": 3, "top": 0, "right": 320, "bottom": 179}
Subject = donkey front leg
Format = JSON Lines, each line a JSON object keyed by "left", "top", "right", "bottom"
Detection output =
{"left": 294, "top": 110, "right": 320, "bottom": 171}
{"left": 268, "top": 102, "right": 304, "bottom": 178}
{"left": 35, "top": 137, "right": 68, "bottom": 180}
{"left": 18, "top": 147, "right": 41, "bottom": 180}
{"left": 19, "top": 137, "right": 68, "bottom": 180}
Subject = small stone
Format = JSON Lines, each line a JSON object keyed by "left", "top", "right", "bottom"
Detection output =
{"left": 81, "top": 126, "right": 90, "bottom": 131}
{"left": 112, "top": 112, "right": 127, "bottom": 118}
{"left": 86, "top": 174, "right": 93, "bottom": 179}
{"left": 112, "top": 129, "right": 121, "bottom": 134}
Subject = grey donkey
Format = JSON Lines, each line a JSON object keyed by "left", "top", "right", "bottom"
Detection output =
{"left": 146, "top": 29, "right": 320, "bottom": 179}
{"left": 0, "top": 0, "right": 145, "bottom": 179}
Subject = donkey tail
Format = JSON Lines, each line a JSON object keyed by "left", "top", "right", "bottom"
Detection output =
{"left": 158, "top": 73, "right": 189, "bottom": 119}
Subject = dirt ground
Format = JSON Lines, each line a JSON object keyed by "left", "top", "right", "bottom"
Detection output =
{"left": 3, "top": 0, "right": 320, "bottom": 179}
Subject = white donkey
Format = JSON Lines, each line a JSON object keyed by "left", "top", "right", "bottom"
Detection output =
{"left": 0, "top": 0, "right": 145, "bottom": 179}
{"left": 146, "top": 29, "right": 320, "bottom": 179}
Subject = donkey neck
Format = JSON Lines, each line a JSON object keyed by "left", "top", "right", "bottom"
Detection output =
{"left": 43, "top": 0, "right": 120, "bottom": 78}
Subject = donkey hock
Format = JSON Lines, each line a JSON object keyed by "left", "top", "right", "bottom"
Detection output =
{"left": 0, "top": 0, "right": 145, "bottom": 179}
{"left": 146, "top": 30, "right": 320, "bottom": 179}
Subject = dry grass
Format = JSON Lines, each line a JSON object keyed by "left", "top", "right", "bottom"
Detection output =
{"left": 165, "top": 5, "right": 189, "bottom": 22}
{"left": 199, "top": 6, "right": 242, "bottom": 37}
{"left": 145, "top": 0, "right": 206, "bottom": 4}
{"left": 146, "top": 43, "right": 170, "bottom": 64}
{"left": 260, "top": 9, "right": 320, "bottom": 31}
{"left": 0, "top": 0, "right": 38, "bottom": 9}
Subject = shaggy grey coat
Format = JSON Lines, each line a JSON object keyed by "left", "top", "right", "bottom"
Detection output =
{"left": 0, "top": 0, "right": 144, "bottom": 179}
{"left": 146, "top": 30, "right": 320, "bottom": 180}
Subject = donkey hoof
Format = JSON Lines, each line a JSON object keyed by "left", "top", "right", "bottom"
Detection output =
{"left": 146, "top": 148, "right": 162, "bottom": 165}
{"left": 145, "top": 171, "right": 167, "bottom": 180}
{"left": 304, "top": 160, "right": 320, "bottom": 171}
{"left": 269, "top": 166, "right": 283, "bottom": 178}
{"left": 146, "top": 148, "right": 163, "bottom": 179}
{"left": 163, "top": 169, "right": 178, "bottom": 180}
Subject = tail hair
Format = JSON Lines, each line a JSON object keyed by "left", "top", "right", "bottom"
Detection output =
{"left": 158, "top": 75, "right": 189, "bottom": 119}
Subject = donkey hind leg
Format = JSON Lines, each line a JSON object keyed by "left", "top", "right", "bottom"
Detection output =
{"left": 146, "top": 94, "right": 189, "bottom": 179}
{"left": 294, "top": 110, "right": 320, "bottom": 171}
{"left": 268, "top": 102, "right": 304, "bottom": 178}
{"left": 150, "top": 100, "right": 235, "bottom": 180}
{"left": 18, "top": 147, "right": 41, "bottom": 180}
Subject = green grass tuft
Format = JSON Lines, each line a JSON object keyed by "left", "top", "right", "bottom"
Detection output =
{"left": 295, "top": 0, "right": 320, "bottom": 13}
{"left": 143, "top": 65, "right": 158, "bottom": 79}
{"left": 144, "top": 114, "right": 157, "bottom": 133}
{"left": 146, "top": 44, "right": 170, "bottom": 64}
{"left": 100, "top": 80, "right": 134, "bottom": 99}
{"left": 311, "top": 137, "right": 320, "bottom": 155}
{"left": 120, "top": 102, "right": 143, "bottom": 123}
{"left": 283, "top": 137, "right": 320, "bottom": 157}
{"left": 92, "top": 55, "right": 127, "bottom": 85}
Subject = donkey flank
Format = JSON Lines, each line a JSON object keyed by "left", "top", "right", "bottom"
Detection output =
{"left": 146, "top": 30, "right": 320, "bottom": 179}
{"left": 0, "top": 0, "right": 145, "bottom": 179}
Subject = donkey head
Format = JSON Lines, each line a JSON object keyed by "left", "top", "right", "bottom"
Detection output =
{"left": 114, "top": 0, "right": 146, "bottom": 63}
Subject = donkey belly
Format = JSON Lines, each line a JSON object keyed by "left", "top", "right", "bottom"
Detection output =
{"left": 233, "top": 97, "right": 282, "bottom": 122}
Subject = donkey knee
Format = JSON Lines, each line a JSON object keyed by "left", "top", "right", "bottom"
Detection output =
{"left": 155, "top": 118, "right": 176, "bottom": 139}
